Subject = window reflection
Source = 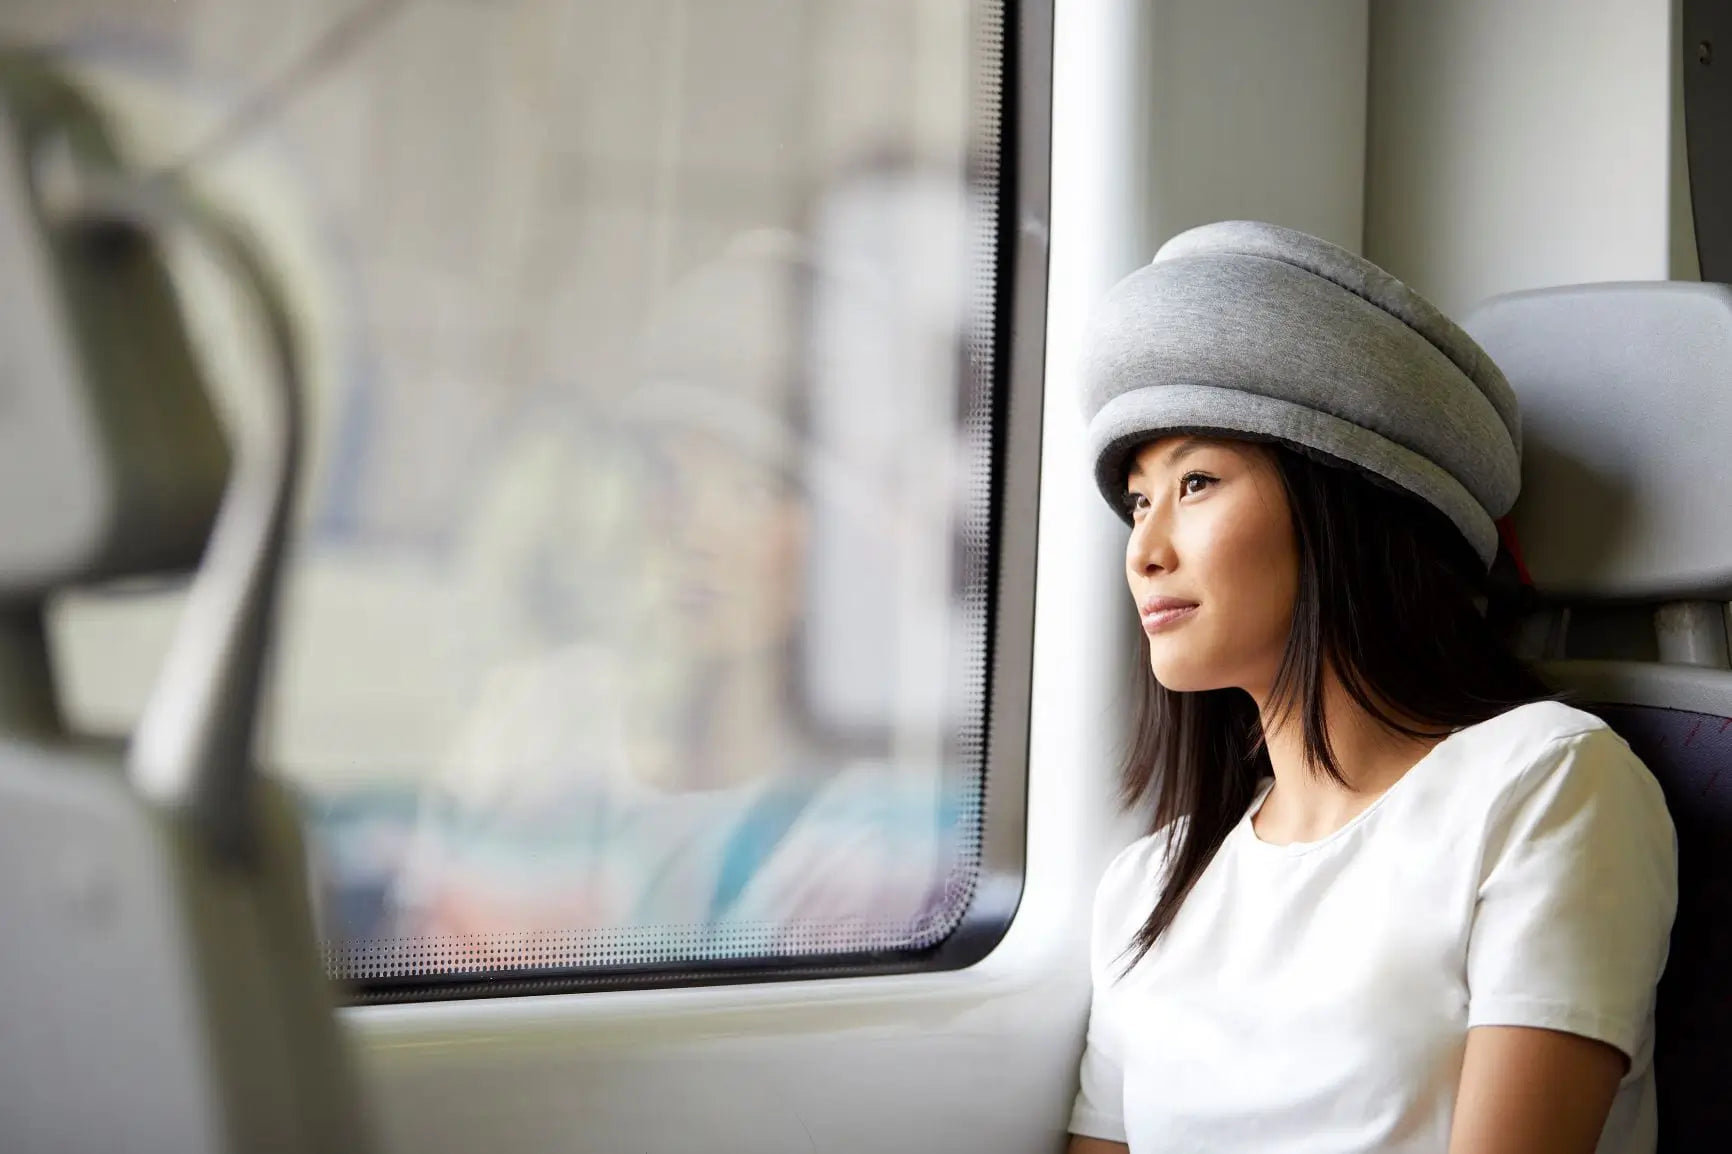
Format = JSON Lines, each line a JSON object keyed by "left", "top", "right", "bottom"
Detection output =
{"left": 388, "top": 227, "right": 964, "bottom": 957}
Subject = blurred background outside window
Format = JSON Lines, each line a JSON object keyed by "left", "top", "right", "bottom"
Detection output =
{"left": 4, "top": 0, "right": 1005, "bottom": 982}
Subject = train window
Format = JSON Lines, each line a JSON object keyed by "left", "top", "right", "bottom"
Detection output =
{"left": 11, "top": 0, "right": 1042, "bottom": 997}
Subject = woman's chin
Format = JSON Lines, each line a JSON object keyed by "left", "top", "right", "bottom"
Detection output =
{"left": 1147, "top": 656, "right": 1233, "bottom": 695}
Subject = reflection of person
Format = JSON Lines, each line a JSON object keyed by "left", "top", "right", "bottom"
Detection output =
{"left": 1066, "top": 224, "right": 1676, "bottom": 1153}
{"left": 605, "top": 229, "right": 826, "bottom": 795}
{"left": 387, "top": 230, "right": 954, "bottom": 959}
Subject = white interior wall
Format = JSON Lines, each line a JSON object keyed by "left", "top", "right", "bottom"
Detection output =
{"left": 1365, "top": 0, "right": 1683, "bottom": 317}
{"left": 1145, "top": 0, "right": 1368, "bottom": 254}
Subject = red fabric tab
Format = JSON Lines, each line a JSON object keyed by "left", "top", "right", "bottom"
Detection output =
{"left": 1495, "top": 516, "right": 1534, "bottom": 588}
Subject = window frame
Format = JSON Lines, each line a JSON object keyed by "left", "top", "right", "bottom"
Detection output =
{"left": 341, "top": 0, "right": 1054, "bottom": 1006}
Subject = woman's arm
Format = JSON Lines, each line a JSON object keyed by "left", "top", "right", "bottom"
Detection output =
{"left": 1447, "top": 1025, "right": 1626, "bottom": 1154}
{"left": 1067, "top": 1137, "right": 1129, "bottom": 1154}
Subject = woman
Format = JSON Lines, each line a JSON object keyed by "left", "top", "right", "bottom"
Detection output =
{"left": 1066, "top": 223, "right": 1677, "bottom": 1153}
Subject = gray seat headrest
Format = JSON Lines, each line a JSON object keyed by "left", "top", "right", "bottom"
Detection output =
{"left": 1462, "top": 282, "right": 1732, "bottom": 602}
{"left": 0, "top": 60, "right": 228, "bottom": 600}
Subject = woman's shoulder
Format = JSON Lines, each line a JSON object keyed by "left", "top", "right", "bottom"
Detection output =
{"left": 1435, "top": 700, "right": 1670, "bottom": 836}
{"left": 1439, "top": 699, "right": 1624, "bottom": 787}
{"left": 1089, "top": 823, "right": 1184, "bottom": 945}
{"left": 1099, "top": 824, "right": 1180, "bottom": 887}
{"left": 1453, "top": 698, "right": 1610, "bottom": 753}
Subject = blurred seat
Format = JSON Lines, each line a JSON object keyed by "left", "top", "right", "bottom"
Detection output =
{"left": 0, "top": 54, "right": 369, "bottom": 1154}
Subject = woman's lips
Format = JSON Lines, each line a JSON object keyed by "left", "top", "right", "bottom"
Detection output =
{"left": 1140, "top": 597, "right": 1199, "bottom": 633}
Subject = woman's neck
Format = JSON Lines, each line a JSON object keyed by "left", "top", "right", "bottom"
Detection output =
{"left": 1250, "top": 674, "right": 1444, "bottom": 845}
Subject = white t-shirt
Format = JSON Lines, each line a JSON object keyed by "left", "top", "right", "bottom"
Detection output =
{"left": 1070, "top": 701, "right": 1677, "bottom": 1153}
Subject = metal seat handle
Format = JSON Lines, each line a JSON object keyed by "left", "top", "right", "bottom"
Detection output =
{"left": 44, "top": 153, "right": 305, "bottom": 864}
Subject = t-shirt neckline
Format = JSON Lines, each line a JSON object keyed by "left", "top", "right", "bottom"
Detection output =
{"left": 1237, "top": 726, "right": 1463, "bottom": 858}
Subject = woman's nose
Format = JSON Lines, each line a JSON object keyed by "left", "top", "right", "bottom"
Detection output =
{"left": 1127, "top": 511, "right": 1176, "bottom": 575}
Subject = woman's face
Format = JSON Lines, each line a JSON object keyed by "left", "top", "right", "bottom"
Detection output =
{"left": 634, "top": 428, "right": 808, "bottom": 660}
{"left": 1124, "top": 436, "right": 1299, "bottom": 699}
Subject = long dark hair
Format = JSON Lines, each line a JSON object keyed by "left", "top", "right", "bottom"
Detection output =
{"left": 1118, "top": 444, "right": 1551, "bottom": 969}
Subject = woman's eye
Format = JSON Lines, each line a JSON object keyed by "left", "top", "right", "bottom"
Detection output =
{"left": 1123, "top": 491, "right": 1150, "bottom": 516}
{"left": 1180, "top": 472, "right": 1216, "bottom": 497}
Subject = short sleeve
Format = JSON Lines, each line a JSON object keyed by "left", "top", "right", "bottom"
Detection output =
{"left": 1465, "top": 726, "right": 1678, "bottom": 1060}
{"left": 1071, "top": 974, "right": 1127, "bottom": 1141}
{"left": 1070, "top": 833, "right": 1169, "bottom": 1143}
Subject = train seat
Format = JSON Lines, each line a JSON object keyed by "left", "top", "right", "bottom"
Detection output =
{"left": 0, "top": 61, "right": 369, "bottom": 1153}
{"left": 1465, "top": 282, "right": 1732, "bottom": 1153}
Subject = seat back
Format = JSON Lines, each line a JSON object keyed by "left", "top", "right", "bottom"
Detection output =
{"left": 1465, "top": 283, "right": 1732, "bottom": 1152}
{"left": 0, "top": 56, "right": 370, "bottom": 1153}
{"left": 1599, "top": 702, "right": 1732, "bottom": 1145}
